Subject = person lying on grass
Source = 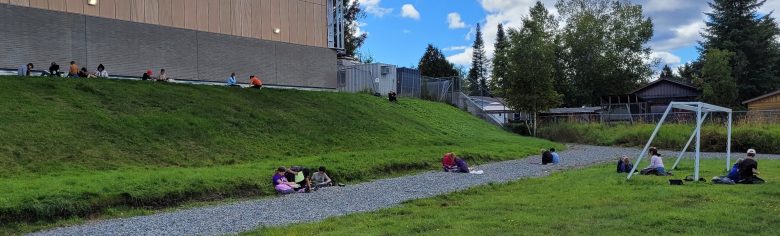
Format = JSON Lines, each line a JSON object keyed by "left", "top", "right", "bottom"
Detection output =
{"left": 640, "top": 147, "right": 670, "bottom": 176}
{"left": 738, "top": 149, "right": 764, "bottom": 184}
{"left": 273, "top": 167, "right": 299, "bottom": 194}
{"left": 312, "top": 166, "right": 333, "bottom": 190}
{"left": 442, "top": 152, "right": 458, "bottom": 172}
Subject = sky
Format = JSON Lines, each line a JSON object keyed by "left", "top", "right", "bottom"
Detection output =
{"left": 352, "top": 0, "right": 780, "bottom": 75}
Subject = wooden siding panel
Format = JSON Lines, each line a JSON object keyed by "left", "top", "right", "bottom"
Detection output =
{"left": 144, "top": 0, "right": 158, "bottom": 24}
{"left": 171, "top": 0, "right": 184, "bottom": 28}
{"left": 49, "top": 0, "right": 66, "bottom": 11}
{"left": 279, "top": 0, "right": 289, "bottom": 42}
{"left": 237, "top": 0, "right": 252, "bottom": 37}
{"left": 306, "top": 2, "right": 314, "bottom": 46}
{"left": 270, "top": 0, "right": 279, "bottom": 41}
{"left": 195, "top": 0, "right": 208, "bottom": 31}
{"left": 115, "top": 0, "right": 132, "bottom": 21}
{"left": 297, "top": 0, "right": 305, "bottom": 45}
{"left": 218, "top": 0, "right": 231, "bottom": 35}
{"left": 288, "top": 0, "right": 298, "bottom": 44}
{"left": 66, "top": 0, "right": 83, "bottom": 14}
{"left": 261, "top": 0, "right": 271, "bottom": 40}
{"left": 158, "top": 0, "right": 172, "bottom": 26}
{"left": 207, "top": 0, "right": 220, "bottom": 33}
{"left": 250, "top": 0, "right": 262, "bottom": 39}
{"left": 183, "top": 0, "right": 196, "bottom": 29}
{"left": 29, "top": 0, "right": 47, "bottom": 8}
{"left": 0, "top": 0, "right": 9, "bottom": 5}
{"left": 99, "top": 0, "right": 116, "bottom": 19}
{"left": 9, "top": 0, "right": 29, "bottom": 7}
{"left": 131, "top": 0, "right": 145, "bottom": 23}
{"left": 84, "top": 0, "right": 99, "bottom": 16}
{"left": 748, "top": 95, "right": 780, "bottom": 111}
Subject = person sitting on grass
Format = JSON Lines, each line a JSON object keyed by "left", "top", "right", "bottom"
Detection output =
{"left": 312, "top": 166, "right": 333, "bottom": 189}
{"left": 249, "top": 75, "right": 263, "bottom": 89}
{"left": 738, "top": 149, "right": 764, "bottom": 184}
{"left": 227, "top": 72, "right": 240, "bottom": 87}
{"left": 68, "top": 61, "right": 78, "bottom": 77}
{"left": 18, "top": 63, "right": 34, "bottom": 76}
{"left": 442, "top": 152, "right": 457, "bottom": 172}
{"left": 541, "top": 149, "right": 553, "bottom": 165}
{"left": 78, "top": 67, "right": 89, "bottom": 78}
{"left": 617, "top": 155, "right": 634, "bottom": 173}
{"left": 388, "top": 91, "right": 398, "bottom": 102}
{"left": 48, "top": 62, "right": 61, "bottom": 77}
{"left": 273, "top": 167, "right": 297, "bottom": 194}
{"left": 713, "top": 158, "right": 743, "bottom": 184}
{"left": 142, "top": 70, "right": 153, "bottom": 81}
{"left": 156, "top": 69, "right": 169, "bottom": 82}
{"left": 550, "top": 148, "right": 561, "bottom": 164}
{"left": 285, "top": 166, "right": 311, "bottom": 193}
{"left": 640, "top": 147, "right": 669, "bottom": 176}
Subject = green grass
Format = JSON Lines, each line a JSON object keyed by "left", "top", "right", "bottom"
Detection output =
{"left": 538, "top": 122, "right": 780, "bottom": 153}
{"left": 252, "top": 159, "right": 780, "bottom": 235}
{"left": 0, "top": 76, "right": 558, "bottom": 232}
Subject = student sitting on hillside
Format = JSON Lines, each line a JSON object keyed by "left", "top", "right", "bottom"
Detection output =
{"left": 68, "top": 61, "right": 79, "bottom": 77}
{"left": 617, "top": 155, "right": 634, "bottom": 173}
{"left": 156, "top": 69, "right": 169, "bottom": 82}
{"left": 442, "top": 153, "right": 458, "bottom": 172}
{"left": 388, "top": 91, "right": 398, "bottom": 102}
{"left": 285, "top": 166, "right": 311, "bottom": 193}
{"left": 273, "top": 167, "right": 297, "bottom": 194}
{"left": 541, "top": 149, "right": 553, "bottom": 165}
{"left": 249, "top": 75, "right": 263, "bottom": 89}
{"left": 142, "top": 70, "right": 153, "bottom": 81}
{"left": 78, "top": 67, "right": 89, "bottom": 78}
{"left": 550, "top": 148, "right": 561, "bottom": 164}
{"left": 738, "top": 149, "right": 764, "bottom": 184}
{"left": 312, "top": 166, "right": 333, "bottom": 189}
{"left": 640, "top": 147, "right": 669, "bottom": 176}
{"left": 227, "top": 72, "right": 240, "bottom": 87}
{"left": 47, "top": 62, "right": 61, "bottom": 77}
{"left": 17, "top": 63, "right": 34, "bottom": 76}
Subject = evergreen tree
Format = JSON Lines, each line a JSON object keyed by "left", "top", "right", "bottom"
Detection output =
{"left": 418, "top": 44, "right": 458, "bottom": 78}
{"left": 659, "top": 64, "right": 677, "bottom": 80}
{"left": 467, "top": 24, "right": 489, "bottom": 96}
{"left": 701, "top": 49, "right": 738, "bottom": 107}
{"left": 343, "top": 0, "right": 367, "bottom": 58}
{"left": 701, "top": 0, "right": 780, "bottom": 101}
{"left": 504, "top": 1, "right": 561, "bottom": 136}
{"left": 490, "top": 23, "right": 510, "bottom": 97}
{"left": 677, "top": 62, "right": 702, "bottom": 86}
{"left": 556, "top": 0, "right": 654, "bottom": 106}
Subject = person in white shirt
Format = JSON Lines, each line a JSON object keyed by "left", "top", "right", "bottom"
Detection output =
{"left": 644, "top": 147, "right": 667, "bottom": 175}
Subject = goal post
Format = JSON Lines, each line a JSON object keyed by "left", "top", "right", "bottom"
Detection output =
{"left": 626, "top": 102, "right": 732, "bottom": 181}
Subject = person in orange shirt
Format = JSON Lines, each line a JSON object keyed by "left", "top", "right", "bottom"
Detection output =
{"left": 68, "top": 61, "right": 79, "bottom": 77}
{"left": 249, "top": 75, "right": 263, "bottom": 89}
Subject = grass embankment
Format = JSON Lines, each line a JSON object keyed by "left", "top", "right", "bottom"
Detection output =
{"left": 254, "top": 159, "right": 780, "bottom": 235}
{"left": 0, "top": 76, "right": 557, "bottom": 232}
{"left": 538, "top": 122, "right": 780, "bottom": 153}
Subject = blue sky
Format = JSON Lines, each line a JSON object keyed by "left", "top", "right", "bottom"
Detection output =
{"left": 353, "top": 0, "right": 780, "bottom": 75}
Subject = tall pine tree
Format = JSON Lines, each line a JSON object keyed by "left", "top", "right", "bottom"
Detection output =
{"left": 504, "top": 1, "right": 561, "bottom": 136}
{"left": 701, "top": 0, "right": 780, "bottom": 101}
{"left": 467, "top": 24, "right": 489, "bottom": 96}
{"left": 659, "top": 64, "right": 678, "bottom": 80}
{"left": 418, "top": 44, "right": 458, "bottom": 78}
{"left": 490, "top": 24, "right": 510, "bottom": 97}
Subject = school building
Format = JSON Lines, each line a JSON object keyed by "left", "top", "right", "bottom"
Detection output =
{"left": 0, "top": 0, "right": 344, "bottom": 89}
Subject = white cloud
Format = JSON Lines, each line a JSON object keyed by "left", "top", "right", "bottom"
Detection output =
{"left": 402, "top": 29, "right": 411, "bottom": 34}
{"left": 401, "top": 4, "right": 420, "bottom": 20}
{"left": 650, "top": 51, "right": 682, "bottom": 65}
{"left": 444, "top": 45, "right": 469, "bottom": 51}
{"left": 352, "top": 21, "right": 368, "bottom": 37}
{"left": 651, "top": 20, "right": 705, "bottom": 51}
{"left": 359, "top": 0, "right": 392, "bottom": 17}
{"left": 447, "top": 48, "right": 474, "bottom": 66}
{"left": 447, "top": 12, "right": 468, "bottom": 29}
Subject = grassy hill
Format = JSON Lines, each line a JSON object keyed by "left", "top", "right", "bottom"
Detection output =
{"left": 0, "top": 76, "right": 557, "bottom": 229}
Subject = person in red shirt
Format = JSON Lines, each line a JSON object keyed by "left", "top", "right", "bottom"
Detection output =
{"left": 442, "top": 153, "right": 457, "bottom": 172}
{"left": 249, "top": 75, "right": 263, "bottom": 89}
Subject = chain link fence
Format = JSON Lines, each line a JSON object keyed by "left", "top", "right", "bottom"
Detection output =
{"left": 538, "top": 110, "right": 780, "bottom": 125}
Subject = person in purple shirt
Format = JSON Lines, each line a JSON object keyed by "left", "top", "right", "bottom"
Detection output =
{"left": 272, "top": 167, "right": 295, "bottom": 194}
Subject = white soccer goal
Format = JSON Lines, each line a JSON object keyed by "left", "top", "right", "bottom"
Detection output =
{"left": 626, "top": 102, "right": 732, "bottom": 181}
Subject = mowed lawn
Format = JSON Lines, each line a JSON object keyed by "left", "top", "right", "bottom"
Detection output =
{"left": 254, "top": 160, "right": 780, "bottom": 235}
{"left": 0, "top": 76, "right": 557, "bottom": 233}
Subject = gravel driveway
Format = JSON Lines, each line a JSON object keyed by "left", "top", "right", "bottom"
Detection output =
{"left": 30, "top": 145, "right": 779, "bottom": 236}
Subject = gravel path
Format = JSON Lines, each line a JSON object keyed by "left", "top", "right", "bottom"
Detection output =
{"left": 30, "top": 145, "right": 780, "bottom": 236}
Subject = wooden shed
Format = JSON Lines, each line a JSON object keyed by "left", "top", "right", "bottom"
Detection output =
{"left": 742, "top": 90, "right": 780, "bottom": 111}
{"left": 630, "top": 78, "right": 701, "bottom": 113}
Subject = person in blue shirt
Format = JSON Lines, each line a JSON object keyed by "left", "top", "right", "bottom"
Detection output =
{"left": 18, "top": 63, "right": 34, "bottom": 76}
{"left": 550, "top": 148, "right": 561, "bottom": 164}
{"left": 227, "top": 72, "right": 240, "bottom": 87}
